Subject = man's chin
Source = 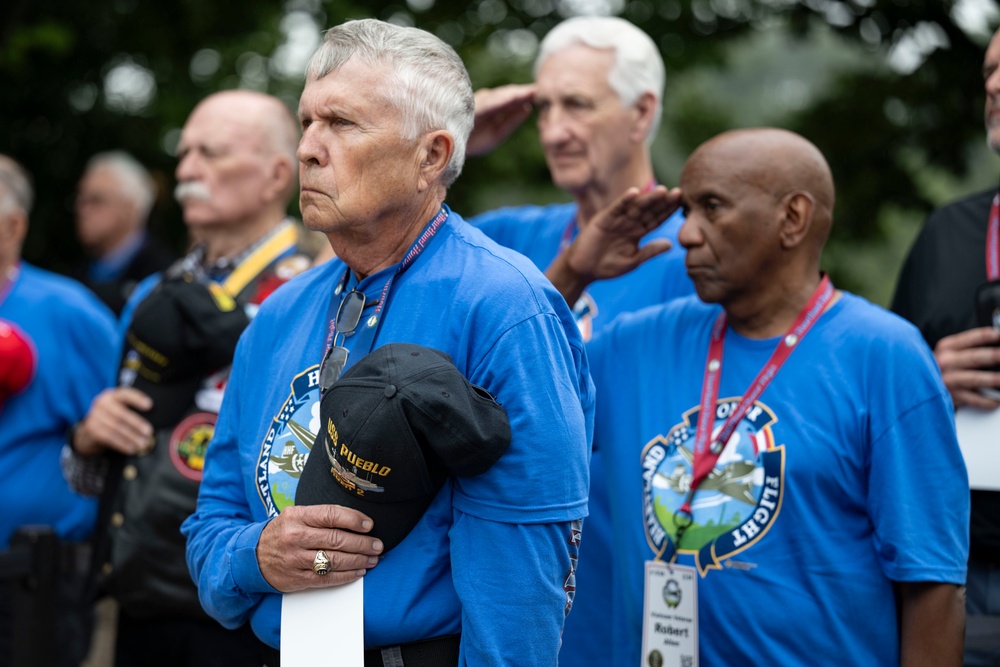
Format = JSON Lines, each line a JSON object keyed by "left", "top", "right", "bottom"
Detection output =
{"left": 549, "top": 171, "right": 589, "bottom": 194}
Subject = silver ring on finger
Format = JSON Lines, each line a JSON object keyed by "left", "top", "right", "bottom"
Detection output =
{"left": 313, "top": 549, "right": 331, "bottom": 576}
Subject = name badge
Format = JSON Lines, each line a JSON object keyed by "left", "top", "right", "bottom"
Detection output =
{"left": 642, "top": 560, "right": 698, "bottom": 667}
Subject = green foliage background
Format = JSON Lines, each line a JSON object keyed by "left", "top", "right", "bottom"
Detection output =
{"left": 1, "top": 0, "right": 997, "bottom": 305}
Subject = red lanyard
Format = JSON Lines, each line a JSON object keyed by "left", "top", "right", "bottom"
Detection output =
{"left": 0, "top": 262, "right": 20, "bottom": 309}
{"left": 324, "top": 208, "right": 448, "bottom": 352}
{"left": 988, "top": 194, "right": 999, "bottom": 281}
{"left": 680, "top": 274, "right": 834, "bottom": 517}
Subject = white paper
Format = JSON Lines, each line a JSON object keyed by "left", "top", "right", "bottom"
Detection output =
{"left": 281, "top": 579, "right": 364, "bottom": 666}
{"left": 954, "top": 407, "right": 1000, "bottom": 491}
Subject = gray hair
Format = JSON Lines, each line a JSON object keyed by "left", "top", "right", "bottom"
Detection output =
{"left": 535, "top": 17, "right": 665, "bottom": 145}
{"left": 86, "top": 151, "right": 157, "bottom": 220}
{"left": 306, "top": 19, "right": 475, "bottom": 187}
{"left": 0, "top": 155, "right": 34, "bottom": 216}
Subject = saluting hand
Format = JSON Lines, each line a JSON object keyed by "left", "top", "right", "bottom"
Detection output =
{"left": 546, "top": 185, "right": 681, "bottom": 305}
{"left": 467, "top": 84, "right": 536, "bottom": 157}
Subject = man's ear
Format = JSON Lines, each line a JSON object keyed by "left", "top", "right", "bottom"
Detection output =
{"left": 417, "top": 131, "right": 455, "bottom": 192}
{"left": 778, "top": 191, "right": 814, "bottom": 250}
{"left": 263, "top": 155, "right": 296, "bottom": 203}
{"left": 630, "top": 92, "right": 658, "bottom": 144}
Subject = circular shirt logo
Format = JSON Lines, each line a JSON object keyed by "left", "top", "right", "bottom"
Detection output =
{"left": 169, "top": 412, "right": 217, "bottom": 481}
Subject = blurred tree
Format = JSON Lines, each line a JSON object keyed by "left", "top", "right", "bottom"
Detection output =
{"left": 1, "top": 0, "right": 996, "bottom": 302}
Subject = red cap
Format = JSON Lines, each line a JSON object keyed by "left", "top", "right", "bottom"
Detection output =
{"left": 0, "top": 319, "right": 36, "bottom": 407}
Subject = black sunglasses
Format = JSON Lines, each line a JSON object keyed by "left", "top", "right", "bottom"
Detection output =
{"left": 319, "top": 289, "right": 366, "bottom": 393}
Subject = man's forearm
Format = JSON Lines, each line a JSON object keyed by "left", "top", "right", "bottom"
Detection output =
{"left": 898, "top": 581, "right": 965, "bottom": 667}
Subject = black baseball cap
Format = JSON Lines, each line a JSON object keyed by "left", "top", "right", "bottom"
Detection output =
{"left": 120, "top": 273, "right": 250, "bottom": 429}
{"left": 295, "top": 343, "right": 511, "bottom": 552}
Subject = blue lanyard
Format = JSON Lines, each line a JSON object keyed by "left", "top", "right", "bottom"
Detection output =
{"left": 322, "top": 207, "right": 449, "bottom": 368}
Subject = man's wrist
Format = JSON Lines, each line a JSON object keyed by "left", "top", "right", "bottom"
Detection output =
{"left": 545, "top": 252, "right": 591, "bottom": 307}
{"left": 68, "top": 420, "right": 100, "bottom": 457}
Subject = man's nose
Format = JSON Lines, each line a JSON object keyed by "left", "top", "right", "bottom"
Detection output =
{"left": 297, "top": 126, "right": 327, "bottom": 167}
{"left": 175, "top": 151, "right": 201, "bottom": 182}
{"left": 538, "top": 107, "right": 572, "bottom": 147}
{"left": 677, "top": 213, "right": 702, "bottom": 249}
{"left": 987, "top": 69, "right": 1000, "bottom": 100}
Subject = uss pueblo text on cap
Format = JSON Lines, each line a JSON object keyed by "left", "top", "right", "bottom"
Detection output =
{"left": 295, "top": 342, "right": 512, "bottom": 552}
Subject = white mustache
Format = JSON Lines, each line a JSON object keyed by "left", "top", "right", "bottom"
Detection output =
{"left": 174, "top": 181, "right": 212, "bottom": 203}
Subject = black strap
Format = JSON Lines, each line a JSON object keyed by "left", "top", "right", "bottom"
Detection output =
{"left": 364, "top": 634, "right": 460, "bottom": 667}
{"left": 85, "top": 451, "right": 126, "bottom": 601}
{"left": 261, "top": 634, "right": 460, "bottom": 667}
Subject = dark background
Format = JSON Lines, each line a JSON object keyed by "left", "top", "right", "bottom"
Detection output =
{"left": 1, "top": 0, "right": 996, "bottom": 302}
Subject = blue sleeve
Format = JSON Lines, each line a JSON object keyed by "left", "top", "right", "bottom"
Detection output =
{"left": 450, "top": 512, "right": 580, "bottom": 666}
{"left": 182, "top": 329, "right": 280, "bottom": 629}
{"left": 867, "top": 337, "right": 969, "bottom": 584}
{"left": 65, "top": 295, "right": 119, "bottom": 421}
{"left": 868, "top": 395, "right": 969, "bottom": 583}
{"left": 454, "top": 312, "right": 593, "bottom": 523}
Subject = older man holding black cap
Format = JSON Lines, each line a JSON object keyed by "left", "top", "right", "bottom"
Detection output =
{"left": 182, "top": 18, "right": 592, "bottom": 666}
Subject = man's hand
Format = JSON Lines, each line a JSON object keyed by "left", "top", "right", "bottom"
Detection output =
{"left": 933, "top": 327, "right": 1000, "bottom": 409}
{"left": 73, "top": 387, "right": 155, "bottom": 457}
{"left": 257, "top": 504, "right": 383, "bottom": 592}
{"left": 467, "top": 84, "right": 535, "bottom": 157}
{"left": 546, "top": 185, "right": 681, "bottom": 305}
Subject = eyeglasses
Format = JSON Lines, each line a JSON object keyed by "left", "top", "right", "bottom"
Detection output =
{"left": 319, "top": 289, "right": 365, "bottom": 393}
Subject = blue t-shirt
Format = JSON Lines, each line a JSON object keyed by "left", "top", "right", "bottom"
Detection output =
{"left": 0, "top": 263, "right": 117, "bottom": 547}
{"left": 471, "top": 203, "right": 693, "bottom": 340}
{"left": 588, "top": 293, "right": 969, "bottom": 667}
{"left": 182, "top": 210, "right": 594, "bottom": 664}
{"left": 471, "top": 202, "right": 695, "bottom": 665}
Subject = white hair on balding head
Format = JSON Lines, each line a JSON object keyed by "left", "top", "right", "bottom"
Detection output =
{"left": 256, "top": 97, "right": 300, "bottom": 167}
{"left": 0, "top": 155, "right": 34, "bottom": 216}
{"left": 536, "top": 16, "right": 665, "bottom": 145}
{"left": 306, "top": 19, "right": 475, "bottom": 187}
{"left": 86, "top": 151, "right": 157, "bottom": 220}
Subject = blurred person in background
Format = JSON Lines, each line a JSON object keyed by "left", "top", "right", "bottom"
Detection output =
{"left": 891, "top": 24, "right": 1000, "bottom": 666}
{"left": 0, "top": 154, "right": 117, "bottom": 666}
{"left": 467, "top": 17, "right": 693, "bottom": 665}
{"left": 71, "top": 151, "right": 175, "bottom": 315}
{"left": 63, "top": 90, "right": 318, "bottom": 667}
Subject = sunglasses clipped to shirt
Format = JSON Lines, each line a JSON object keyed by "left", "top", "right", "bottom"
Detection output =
{"left": 319, "top": 289, "right": 366, "bottom": 394}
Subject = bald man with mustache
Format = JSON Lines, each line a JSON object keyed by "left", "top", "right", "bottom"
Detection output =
{"left": 64, "top": 90, "right": 319, "bottom": 667}
{"left": 559, "top": 128, "right": 969, "bottom": 666}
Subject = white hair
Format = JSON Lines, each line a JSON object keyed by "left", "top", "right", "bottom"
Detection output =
{"left": 86, "top": 151, "right": 157, "bottom": 220}
{"left": 0, "top": 156, "right": 33, "bottom": 216}
{"left": 306, "top": 19, "right": 475, "bottom": 187}
{"left": 535, "top": 16, "right": 665, "bottom": 145}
